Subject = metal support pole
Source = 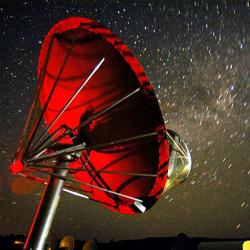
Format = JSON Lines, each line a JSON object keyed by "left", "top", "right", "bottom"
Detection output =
{"left": 24, "top": 160, "right": 68, "bottom": 250}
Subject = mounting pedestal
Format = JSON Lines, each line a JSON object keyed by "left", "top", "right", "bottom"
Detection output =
{"left": 24, "top": 160, "right": 68, "bottom": 250}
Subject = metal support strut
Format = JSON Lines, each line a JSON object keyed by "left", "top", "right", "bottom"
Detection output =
{"left": 24, "top": 159, "right": 69, "bottom": 250}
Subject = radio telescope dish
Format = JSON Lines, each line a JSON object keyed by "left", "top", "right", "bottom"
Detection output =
{"left": 8, "top": 17, "right": 191, "bottom": 250}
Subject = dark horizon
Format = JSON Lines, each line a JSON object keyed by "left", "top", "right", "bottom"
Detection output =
{"left": 0, "top": 233, "right": 249, "bottom": 250}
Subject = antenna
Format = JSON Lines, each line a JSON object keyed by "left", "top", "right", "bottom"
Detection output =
{"left": 9, "top": 17, "right": 191, "bottom": 250}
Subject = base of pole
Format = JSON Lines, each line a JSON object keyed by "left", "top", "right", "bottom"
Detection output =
{"left": 24, "top": 161, "right": 68, "bottom": 250}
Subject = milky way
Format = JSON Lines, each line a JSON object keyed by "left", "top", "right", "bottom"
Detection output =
{"left": 0, "top": 1, "right": 249, "bottom": 240}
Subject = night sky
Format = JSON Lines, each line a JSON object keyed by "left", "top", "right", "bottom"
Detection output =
{"left": 0, "top": 0, "right": 249, "bottom": 241}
